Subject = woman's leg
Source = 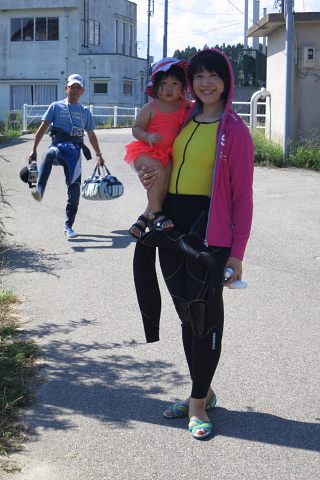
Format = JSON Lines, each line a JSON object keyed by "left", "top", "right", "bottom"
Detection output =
{"left": 156, "top": 195, "right": 229, "bottom": 429}
{"left": 186, "top": 248, "right": 229, "bottom": 436}
{"left": 159, "top": 247, "right": 217, "bottom": 418}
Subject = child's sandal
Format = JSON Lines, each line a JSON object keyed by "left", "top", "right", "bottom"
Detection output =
{"left": 148, "top": 211, "right": 174, "bottom": 231}
{"left": 129, "top": 215, "right": 149, "bottom": 239}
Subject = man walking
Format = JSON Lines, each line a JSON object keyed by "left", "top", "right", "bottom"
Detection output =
{"left": 29, "top": 74, "right": 105, "bottom": 238}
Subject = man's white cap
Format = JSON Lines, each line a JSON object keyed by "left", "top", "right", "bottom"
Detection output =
{"left": 67, "top": 74, "right": 85, "bottom": 87}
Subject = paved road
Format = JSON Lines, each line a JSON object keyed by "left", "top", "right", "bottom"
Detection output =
{"left": 1, "top": 130, "right": 319, "bottom": 480}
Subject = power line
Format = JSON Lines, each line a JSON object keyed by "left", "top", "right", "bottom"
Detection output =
{"left": 226, "top": 0, "right": 244, "bottom": 14}
{"left": 154, "top": 0, "right": 242, "bottom": 16}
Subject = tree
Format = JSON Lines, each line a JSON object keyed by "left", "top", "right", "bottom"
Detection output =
{"left": 172, "top": 46, "right": 199, "bottom": 61}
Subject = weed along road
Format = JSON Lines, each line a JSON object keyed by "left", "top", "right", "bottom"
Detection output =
{"left": 1, "top": 129, "right": 319, "bottom": 480}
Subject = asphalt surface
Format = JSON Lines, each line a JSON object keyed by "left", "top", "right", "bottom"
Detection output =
{"left": 1, "top": 129, "right": 319, "bottom": 480}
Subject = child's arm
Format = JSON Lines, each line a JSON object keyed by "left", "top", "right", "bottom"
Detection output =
{"left": 133, "top": 103, "right": 164, "bottom": 147}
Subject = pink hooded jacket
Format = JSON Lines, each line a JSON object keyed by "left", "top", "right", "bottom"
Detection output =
{"left": 185, "top": 49, "right": 254, "bottom": 260}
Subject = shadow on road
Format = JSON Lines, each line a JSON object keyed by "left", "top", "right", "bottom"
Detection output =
{"left": 0, "top": 137, "right": 31, "bottom": 149}
{"left": 22, "top": 318, "right": 320, "bottom": 451}
{"left": 69, "top": 230, "right": 136, "bottom": 251}
{"left": 1, "top": 243, "right": 68, "bottom": 277}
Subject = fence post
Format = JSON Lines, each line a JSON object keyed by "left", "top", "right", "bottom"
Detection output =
{"left": 23, "top": 104, "right": 27, "bottom": 131}
{"left": 249, "top": 88, "right": 269, "bottom": 130}
{"left": 114, "top": 106, "right": 118, "bottom": 127}
{"left": 90, "top": 104, "right": 94, "bottom": 116}
{"left": 134, "top": 106, "right": 138, "bottom": 119}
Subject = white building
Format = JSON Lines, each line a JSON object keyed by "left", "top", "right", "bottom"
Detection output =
{"left": 248, "top": 12, "right": 320, "bottom": 147}
{"left": 0, "top": 0, "right": 147, "bottom": 122}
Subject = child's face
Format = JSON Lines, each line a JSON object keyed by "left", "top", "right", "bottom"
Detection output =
{"left": 192, "top": 68, "right": 225, "bottom": 105}
{"left": 156, "top": 75, "right": 183, "bottom": 102}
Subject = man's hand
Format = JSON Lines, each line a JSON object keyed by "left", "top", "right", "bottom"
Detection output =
{"left": 137, "top": 165, "right": 158, "bottom": 190}
{"left": 96, "top": 155, "right": 104, "bottom": 166}
{"left": 28, "top": 152, "right": 37, "bottom": 164}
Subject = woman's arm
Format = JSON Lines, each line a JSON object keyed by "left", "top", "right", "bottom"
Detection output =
{"left": 227, "top": 121, "right": 255, "bottom": 262}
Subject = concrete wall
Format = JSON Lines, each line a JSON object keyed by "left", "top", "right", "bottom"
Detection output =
{"left": 266, "top": 20, "right": 320, "bottom": 145}
{"left": 265, "top": 28, "right": 287, "bottom": 143}
{"left": 0, "top": 0, "right": 147, "bottom": 122}
{"left": 292, "top": 23, "right": 320, "bottom": 142}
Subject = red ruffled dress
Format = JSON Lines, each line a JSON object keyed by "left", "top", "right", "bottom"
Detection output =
{"left": 124, "top": 100, "right": 188, "bottom": 167}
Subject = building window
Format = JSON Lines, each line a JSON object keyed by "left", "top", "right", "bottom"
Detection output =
{"left": 89, "top": 20, "right": 100, "bottom": 46}
{"left": 129, "top": 24, "right": 133, "bottom": 56}
{"left": 11, "top": 17, "right": 59, "bottom": 42}
{"left": 123, "top": 82, "right": 133, "bottom": 96}
{"left": 94, "top": 83, "right": 108, "bottom": 94}
{"left": 10, "top": 84, "right": 57, "bottom": 111}
{"left": 122, "top": 22, "right": 126, "bottom": 54}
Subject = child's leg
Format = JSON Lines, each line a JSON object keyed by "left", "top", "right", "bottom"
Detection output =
{"left": 134, "top": 155, "right": 174, "bottom": 230}
{"left": 162, "top": 159, "right": 172, "bottom": 204}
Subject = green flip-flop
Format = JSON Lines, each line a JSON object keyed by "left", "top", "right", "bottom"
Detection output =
{"left": 163, "top": 402, "right": 189, "bottom": 418}
{"left": 188, "top": 419, "right": 213, "bottom": 439}
{"left": 163, "top": 392, "right": 217, "bottom": 419}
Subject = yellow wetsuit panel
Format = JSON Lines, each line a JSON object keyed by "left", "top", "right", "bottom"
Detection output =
{"left": 169, "top": 119, "right": 219, "bottom": 196}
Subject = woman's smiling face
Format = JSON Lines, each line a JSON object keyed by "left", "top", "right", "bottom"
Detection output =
{"left": 192, "top": 69, "right": 225, "bottom": 105}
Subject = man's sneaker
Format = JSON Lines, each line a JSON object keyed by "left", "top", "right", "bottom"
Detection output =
{"left": 64, "top": 226, "right": 77, "bottom": 238}
{"left": 31, "top": 188, "right": 43, "bottom": 201}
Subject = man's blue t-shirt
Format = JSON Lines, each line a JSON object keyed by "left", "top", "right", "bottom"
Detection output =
{"left": 43, "top": 99, "right": 96, "bottom": 135}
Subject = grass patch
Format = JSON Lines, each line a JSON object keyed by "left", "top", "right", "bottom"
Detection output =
{"left": 0, "top": 111, "right": 22, "bottom": 143}
{"left": 0, "top": 286, "right": 44, "bottom": 470}
{"left": 251, "top": 129, "right": 285, "bottom": 167}
{"left": 1, "top": 173, "right": 45, "bottom": 471}
{"left": 289, "top": 130, "right": 320, "bottom": 171}
{"left": 252, "top": 129, "right": 320, "bottom": 171}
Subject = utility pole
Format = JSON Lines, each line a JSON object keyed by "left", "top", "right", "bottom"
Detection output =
{"left": 284, "top": 0, "right": 294, "bottom": 160}
{"left": 146, "top": 0, "right": 154, "bottom": 102}
{"left": 244, "top": 0, "right": 248, "bottom": 49}
{"left": 252, "top": 0, "right": 260, "bottom": 51}
{"left": 163, "top": 0, "right": 168, "bottom": 57}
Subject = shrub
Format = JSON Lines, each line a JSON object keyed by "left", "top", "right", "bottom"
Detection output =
{"left": 251, "top": 129, "right": 285, "bottom": 167}
{"left": 289, "top": 130, "right": 320, "bottom": 172}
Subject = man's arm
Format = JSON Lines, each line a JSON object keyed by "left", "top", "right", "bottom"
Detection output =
{"left": 28, "top": 120, "right": 50, "bottom": 163}
{"left": 87, "top": 130, "right": 105, "bottom": 166}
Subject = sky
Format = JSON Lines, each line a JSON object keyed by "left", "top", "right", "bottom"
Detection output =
{"left": 134, "top": 0, "right": 320, "bottom": 62}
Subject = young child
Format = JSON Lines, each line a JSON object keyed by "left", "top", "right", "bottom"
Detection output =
{"left": 124, "top": 57, "right": 192, "bottom": 239}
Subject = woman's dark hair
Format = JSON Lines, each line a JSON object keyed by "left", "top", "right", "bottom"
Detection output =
{"left": 154, "top": 64, "right": 187, "bottom": 96}
{"left": 188, "top": 50, "right": 231, "bottom": 101}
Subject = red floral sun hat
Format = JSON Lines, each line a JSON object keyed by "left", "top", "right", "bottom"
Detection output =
{"left": 146, "top": 57, "right": 189, "bottom": 98}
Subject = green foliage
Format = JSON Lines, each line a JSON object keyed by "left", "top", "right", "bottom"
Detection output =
{"left": 4, "top": 111, "right": 21, "bottom": 132}
{"left": 251, "top": 130, "right": 285, "bottom": 167}
{"left": 251, "top": 129, "right": 320, "bottom": 171}
{"left": 289, "top": 130, "right": 320, "bottom": 171}
{"left": 0, "top": 112, "right": 22, "bottom": 143}
{"left": 172, "top": 46, "right": 199, "bottom": 61}
{"left": 0, "top": 284, "right": 44, "bottom": 461}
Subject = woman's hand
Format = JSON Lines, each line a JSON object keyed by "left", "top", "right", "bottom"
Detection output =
{"left": 224, "top": 257, "right": 242, "bottom": 286}
{"left": 138, "top": 165, "right": 158, "bottom": 190}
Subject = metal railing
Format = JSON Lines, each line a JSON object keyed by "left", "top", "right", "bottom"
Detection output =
{"left": 22, "top": 96, "right": 268, "bottom": 131}
{"left": 233, "top": 101, "right": 266, "bottom": 129}
{"left": 22, "top": 104, "right": 140, "bottom": 130}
